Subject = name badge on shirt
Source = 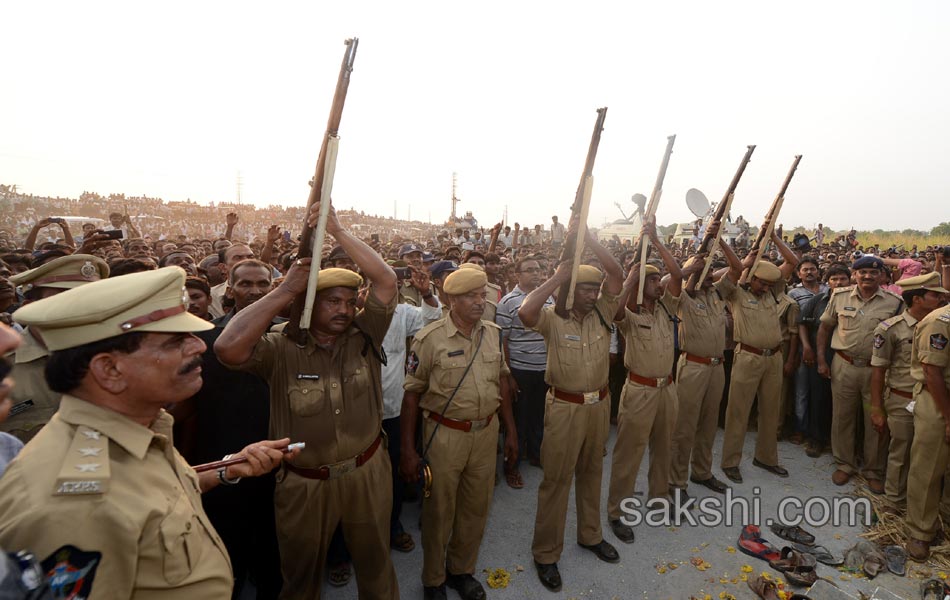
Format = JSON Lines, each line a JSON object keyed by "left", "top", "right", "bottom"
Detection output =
{"left": 448, "top": 350, "right": 464, "bottom": 357}
{"left": 844, "top": 306, "right": 857, "bottom": 311}
{"left": 696, "top": 302, "right": 707, "bottom": 309}
{"left": 8, "top": 399, "right": 34, "bottom": 417}
{"left": 296, "top": 374, "right": 321, "bottom": 380}
{"left": 564, "top": 335, "right": 581, "bottom": 342}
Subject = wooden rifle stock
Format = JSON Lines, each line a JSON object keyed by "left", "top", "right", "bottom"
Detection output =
{"left": 554, "top": 108, "right": 607, "bottom": 318}
{"left": 634, "top": 135, "right": 676, "bottom": 304}
{"left": 741, "top": 154, "right": 803, "bottom": 283}
{"left": 287, "top": 38, "right": 359, "bottom": 346}
{"left": 690, "top": 145, "right": 756, "bottom": 288}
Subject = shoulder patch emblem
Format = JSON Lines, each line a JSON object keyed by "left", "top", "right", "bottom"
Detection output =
{"left": 873, "top": 334, "right": 885, "bottom": 349}
{"left": 696, "top": 302, "right": 707, "bottom": 310}
{"left": 406, "top": 351, "right": 419, "bottom": 376}
{"left": 931, "top": 333, "right": 949, "bottom": 351}
{"left": 41, "top": 545, "right": 101, "bottom": 599}
{"left": 940, "top": 313, "right": 950, "bottom": 323}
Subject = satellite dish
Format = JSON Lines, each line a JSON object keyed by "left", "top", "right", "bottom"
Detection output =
{"left": 631, "top": 193, "right": 647, "bottom": 214}
{"left": 686, "top": 188, "right": 710, "bottom": 218}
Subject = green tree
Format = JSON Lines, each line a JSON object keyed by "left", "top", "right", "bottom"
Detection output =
{"left": 932, "top": 222, "right": 950, "bottom": 237}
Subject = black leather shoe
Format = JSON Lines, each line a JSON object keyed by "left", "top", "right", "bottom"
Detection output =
{"left": 578, "top": 539, "right": 620, "bottom": 563}
{"left": 446, "top": 573, "right": 485, "bottom": 600}
{"left": 722, "top": 466, "right": 743, "bottom": 484}
{"left": 534, "top": 562, "right": 562, "bottom": 592}
{"left": 424, "top": 584, "right": 447, "bottom": 600}
{"left": 691, "top": 475, "right": 729, "bottom": 494}
{"left": 609, "top": 519, "right": 635, "bottom": 544}
{"left": 753, "top": 458, "right": 789, "bottom": 478}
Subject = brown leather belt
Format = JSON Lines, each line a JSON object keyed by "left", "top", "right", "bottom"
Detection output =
{"left": 890, "top": 387, "right": 913, "bottom": 400}
{"left": 552, "top": 387, "right": 608, "bottom": 405}
{"left": 684, "top": 352, "right": 723, "bottom": 366}
{"left": 285, "top": 434, "right": 382, "bottom": 480}
{"left": 739, "top": 343, "right": 782, "bottom": 357}
{"left": 427, "top": 411, "right": 494, "bottom": 433}
{"left": 836, "top": 350, "right": 870, "bottom": 368}
{"left": 628, "top": 372, "right": 674, "bottom": 387}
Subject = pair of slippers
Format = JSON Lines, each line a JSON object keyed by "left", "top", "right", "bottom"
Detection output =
{"left": 738, "top": 525, "right": 841, "bottom": 565}
{"left": 842, "top": 540, "right": 907, "bottom": 578}
{"left": 738, "top": 526, "right": 818, "bottom": 586}
{"left": 746, "top": 574, "right": 811, "bottom": 600}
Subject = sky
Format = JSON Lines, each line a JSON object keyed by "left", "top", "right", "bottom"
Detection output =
{"left": 3, "top": 1, "right": 948, "bottom": 233}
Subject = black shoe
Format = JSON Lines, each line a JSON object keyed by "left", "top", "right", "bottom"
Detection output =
{"left": 578, "top": 539, "right": 620, "bottom": 563}
{"left": 534, "top": 561, "right": 562, "bottom": 592}
{"left": 424, "top": 584, "right": 447, "bottom": 600}
{"left": 752, "top": 458, "right": 789, "bottom": 478}
{"left": 722, "top": 466, "right": 743, "bottom": 483}
{"left": 445, "top": 573, "right": 485, "bottom": 600}
{"left": 609, "top": 519, "right": 636, "bottom": 544}
{"left": 690, "top": 475, "right": 729, "bottom": 494}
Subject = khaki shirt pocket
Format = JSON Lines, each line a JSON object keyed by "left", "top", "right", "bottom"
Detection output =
{"left": 556, "top": 337, "right": 582, "bottom": 365}
{"left": 837, "top": 310, "right": 858, "bottom": 331}
{"left": 480, "top": 350, "right": 502, "bottom": 384}
{"left": 159, "top": 494, "right": 200, "bottom": 585}
{"left": 288, "top": 380, "right": 325, "bottom": 417}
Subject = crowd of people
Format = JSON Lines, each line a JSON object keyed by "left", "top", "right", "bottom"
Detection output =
{"left": 0, "top": 187, "right": 949, "bottom": 600}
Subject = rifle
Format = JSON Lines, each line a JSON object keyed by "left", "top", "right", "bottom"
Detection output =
{"left": 554, "top": 107, "right": 607, "bottom": 318}
{"left": 634, "top": 135, "right": 676, "bottom": 304}
{"left": 741, "top": 154, "right": 803, "bottom": 283}
{"left": 287, "top": 38, "right": 359, "bottom": 346}
{"left": 689, "top": 145, "right": 756, "bottom": 289}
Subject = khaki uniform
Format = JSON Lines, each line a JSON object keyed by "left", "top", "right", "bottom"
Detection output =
{"left": 404, "top": 315, "right": 508, "bottom": 586}
{"left": 607, "top": 290, "right": 680, "bottom": 518}
{"left": 229, "top": 292, "right": 398, "bottom": 600}
{"left": 530, "top": 291, "right": 619, "bottom": 564}
{"left": 0, "top": 395, "right": 233, "bottom": 598}
{"left": 778, "top": 292, "right": 800, "bottom": 424}
{"left": 905, "top": 307, "right": 950, "bottom": 541}
{"left": 671, "top": 288, "right": 727, "bottom": 487}
{"left": 209, "top": 281, "right": 227, "bottom": 319}
{"left": 718, "top": 277, "right": 784, "bottom": 469}
{"left": 820, "top": 286, "right": 903, "bottom": 478}
{"left": 871, "top": 312, "right": 918, "bottom": 503}
{"left": 2, "top": 328, "right": 57, "bottom": 442}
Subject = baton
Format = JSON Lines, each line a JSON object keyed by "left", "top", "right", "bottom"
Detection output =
{"left": 192, "top": 442, "right": 306, "bottom": 473}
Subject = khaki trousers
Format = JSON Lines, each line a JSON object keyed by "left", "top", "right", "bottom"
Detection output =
{"left": 906, "top": 389, "right": 948, "bottom": 541}
{"left": 884, "top": 390, "right": 915, "bottom": 504}
{"left": 607, "top": 380, "right": 678, "bottom": 520}
{"left": 274, "top": 449, "right": 398, "bottom": 600}
{"left": 671, "top": 356, "right": 725, "bottom": 487}
{"left": 830, "top": 357, "right": 887, "bottom": 478}
{"left": 531, "top": 393, "right": 610, "bottom": 564}
{"left": 420, "top": 417, "right": 499, "bottom": 586}
{"left": 721, "top": 349, "right": 782, "bottom": 469}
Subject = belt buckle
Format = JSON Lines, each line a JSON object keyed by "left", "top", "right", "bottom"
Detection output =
{"left": 582, "top": 390, "right": 600, "bottom": 404}
{"left": 470, "top": 418, "right": 488, "bottom": 431}
{"left": 761, "top": 348, "right": 774, "bottom": 357}
{"left": 326, "top": 459, "right": 356, "bottom": 479}
{"left": 853, "top": 358, "right": 869, "bottom": 368}
{"left": 655, "top": 377, "right": 667, "bottom": 387}
{"left": 710, "top": 357, "right": 721, "bottom": 365}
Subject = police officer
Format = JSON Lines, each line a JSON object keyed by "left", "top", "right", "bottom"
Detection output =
{"left": 215, "top": 202, "right": 400, "bottom": 600}
{"left": 518, "top": 223, "right": 624, "bottom": 592}
{"left": 399, "top": 243, "right": 427, "bottom": 305}
{"left": 400, "top": 267, "right": 517, "bottom": 600}
{"left": 607, "top": 217, "right": 683, "bottom": 542}
{"left": 818, "top": 255, "right": 903, "bottom": 492}
{"left": 0, "top": 267, "right": 295, "bottom": 597}
{"left": 870, "top": 272, "right": 949, "bottom": 508}
{"left": 904, "top": 299, "right": 950, "bottom": 560}
{"left": 3, "top": 254, "right": 108, "bottom": 442}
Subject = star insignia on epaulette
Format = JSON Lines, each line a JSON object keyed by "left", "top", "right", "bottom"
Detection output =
{"left": 78, "top": 448, "right": 101, "bottom": 457}
{"left": 82, "top": 430, "right": 101, "bottom": 440}
{"left": 75, "top": 463, "right": 101, "bottom": 473}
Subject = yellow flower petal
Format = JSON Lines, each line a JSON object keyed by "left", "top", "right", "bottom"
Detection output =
{"left": 726, "top": 546, "right": 737, "bottom": 553}
{"left": 740, "top": 565, "right": 753, "bottom": 573}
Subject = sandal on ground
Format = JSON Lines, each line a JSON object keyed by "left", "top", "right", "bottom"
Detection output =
{"left": 921, "top": 579, "right": 948, "bottom": 600}
{"left": 768, "top": 546, "right": 817, "bottom": 571}
{"left": 782, "top": 564, "right": 818, "bottom": 587}
{"left": 390, "top": 531, "right": 415, "bottom": 553}
{"left": 884, "top": 544, "right": 907, "bottom": 576}
{"left": 504, "top": 468, "right": 524, "bottom": 489}
{"left": 769, "top": 523, "right": 816, "bottom": 545}
{"left": 747, "top": 574, "right": 780, "bottom": 600}
{"left": 738, "top": 525, "right": 781, "bottom": 562}
{"left": 791, "top": 542, "right": 843, "bottom": 566}
{"left": 328, "top": 562, "right": 352, "bottom": 587}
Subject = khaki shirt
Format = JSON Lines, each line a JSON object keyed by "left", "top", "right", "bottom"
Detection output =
{"left": 228, "top": 291, "right": 395, "bottom": 467}
{"left": 618, "top": 290, "right": 680, "bottom": 378}
{"left": 778, "top": 294, "right": 801, "bottom": 343}
{"left": 3, "top": 328, "right": 58, "bottom": 442}
{"left": 820, "top": 286, "right": 904, "bottom": 359}
{"left": 0, "top": 396, "right": 232, "bottom": 599}
{"left": 871, "top": 312, "right": 918, "bottom": 392}
{"left": 208, "top": 281, "right": 227, "bottom": 319}
{"left": 677, "top": 288, "right": 726, "bottom": 358}
{"left": 716, "top": 277, "right": 783, "bottom": 350}
{"left": 404, "top": 315, "right": 509, "bottom": 421}
{"left": 911, "top": 306, "right": 950, "bottom": 388}
{"left": 532, "top": 291, "right": 619, "bottom": 393}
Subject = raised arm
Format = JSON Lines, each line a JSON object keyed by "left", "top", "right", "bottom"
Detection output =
{"left": 771, "top": 230, "right": 799, "bottom": 280}
{"left": 225, "top": 212, "right": 238, "bottom": 241}
{"left": 717, "top": 237, "right": 744, "bottom": 283}
{"left": 584, "top": 228, "right": 623, "bottom": 294}
{"left": 519, "top": 260, "right": 570, "bottom": 328}
{"left": 646, "top": 217, "right": 682, "bottom": 297}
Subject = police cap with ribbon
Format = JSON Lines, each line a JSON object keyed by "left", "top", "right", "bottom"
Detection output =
{"left": 10, "top": 254, "right": 109, "bottom": 294}
{"left": 852, "top": 255, "right": 885, "bottom": 271}
{"left": 899, "top": 271, "right": 950, "bottom": 294}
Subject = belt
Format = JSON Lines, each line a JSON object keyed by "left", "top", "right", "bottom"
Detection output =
{"left": 836, "top": 350, "right": 870, "bottom": 368}
{"left": 890, "top": 387, "right": 913, "bottom": 400}
{"left": 628, "top": 372, "right": 674, "bottom": 387}
{"left": 426, "top": 411, "right": 494, "bottom": 432}
{"left": 285, "top": 434, "right": 382, "bottom": 480}
{"left": 739, "top": 343, "right": 782, "bottom": 357}
{"left": 552, "top": 387, "right": 608, "bottom": 405}
{"left": 684, "top": 352, "right": 723, "bottom": 366}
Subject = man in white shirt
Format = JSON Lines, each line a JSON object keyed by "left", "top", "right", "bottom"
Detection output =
{"left": 550, "top": 217, "right": 566, "bottom": 251}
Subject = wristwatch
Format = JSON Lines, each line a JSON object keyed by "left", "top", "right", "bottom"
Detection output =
{"left": 216, "top": 455, "right": 241, "bottom": 486}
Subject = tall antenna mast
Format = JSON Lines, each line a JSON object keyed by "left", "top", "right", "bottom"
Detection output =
{"left": 236, "top": 171, "right": 243, "bottom": 205}
{"left": 451, "top": 172, "right": 459, "bottom": 221}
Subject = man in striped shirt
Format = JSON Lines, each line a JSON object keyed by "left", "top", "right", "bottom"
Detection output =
{"left": 496, "top": 257, "right": 553, "bottom": 488}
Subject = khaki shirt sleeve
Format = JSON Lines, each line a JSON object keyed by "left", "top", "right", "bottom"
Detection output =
{"left": 403, "top": 334, "right": 434, "bottom": 394}
{"left": 222, "top": 331, "right": 278, "bottom": 378}
{"left": 661, "top": 288, "right": 681, "bottom": 314}
{"left": 533, "top": 305, "right": 556, "bottom": 336}
{"left": 714, "top": 276, "right": 737, "bottom": 301}
{"left": 819, "top": 293, "right": 839, "bottom": 327}
{"left": 785, "top": 301, "right": 801, "bottom": 332}
{"left": 499, "top": 335, "right": 511, "bottom": 376}
{"left": 870, "top": 322, "right": 893, "bottom": 368}
{"left": 917, "top": 318, "right": 950, "bottom": 368}
{"left": 356, "top": 288, "right": 398, "bottom": 346}
{"left": 596, "top": 290, "right": 620, "bottom": 323}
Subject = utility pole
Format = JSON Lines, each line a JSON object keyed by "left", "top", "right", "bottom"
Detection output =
{"left": 451, "top": 172, "right": 460, "bottom": 222}
{"left": 236, "top": 171, "right": 243, "bottom": 205}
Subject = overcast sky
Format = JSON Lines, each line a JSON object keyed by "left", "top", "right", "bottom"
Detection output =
{"left": 3, "top": 1, "right": 947, "bottom": 232}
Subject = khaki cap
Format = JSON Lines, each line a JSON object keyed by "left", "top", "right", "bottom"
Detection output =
{"left": 458, "top": 262, "right": 485, "bottom": 272}
{"left": 899, "top": 272, "right": 950, "bottom": 294}
{"left": 10, "top": 254, "right": 109, "bottom": 293}
{"left": 13, "top": 267, "right": 212, "bottom": 351}
{"left": 443, "top": 268, "right": 488, "bottom": 295}
{"left": 315, "top": 268, "right": 363, "bottom": 291}
{"left": 576, "top": 265, "right": 604, "bottom": 285}
{"left": 643, "top": 265, "right": 660, "bottom": 277}
{"left": 752, "top": 261, "right": 782, "bottom": 283}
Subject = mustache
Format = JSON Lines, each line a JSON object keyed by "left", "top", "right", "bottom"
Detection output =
{"left": 179, "top": 357, "right": 203, "bottom": 375}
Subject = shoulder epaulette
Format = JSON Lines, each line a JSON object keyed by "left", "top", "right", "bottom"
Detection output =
{"left": 482, "top": 320, "right": 501, "bottom": 330}
{"left": 54, "top": 425, "right": 109, "bottom": 497}
{"left": 414, "top": 319, "right": 445, "bottom": 341}
{"left": 938, "top": 310, "right": 950, "bottom": 323}
{"left": 832, "top": 286, "right": 854, "bottom": 295}
{"left": 878, "top": 317, "right": 897, "bottom": 331}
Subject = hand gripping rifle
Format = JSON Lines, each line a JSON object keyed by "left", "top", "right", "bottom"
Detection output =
{"left": 634, "top": 135, "right": 676, "bottom": 305}
{"left": 554, "top": 108, "right": 607, "bottom": 319}
{"left": 741, "top": 154, "right": 803, "bottom": 284}
{"left": 689, "top": 145, "right": 756, "bottom": 289}
{"left": 287, "top": 38, "right": 359, "bottom": 346}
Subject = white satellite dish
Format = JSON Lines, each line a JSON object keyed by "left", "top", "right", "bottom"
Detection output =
{"left": 686, "top": 188, "right": 710, "bottom": 218}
